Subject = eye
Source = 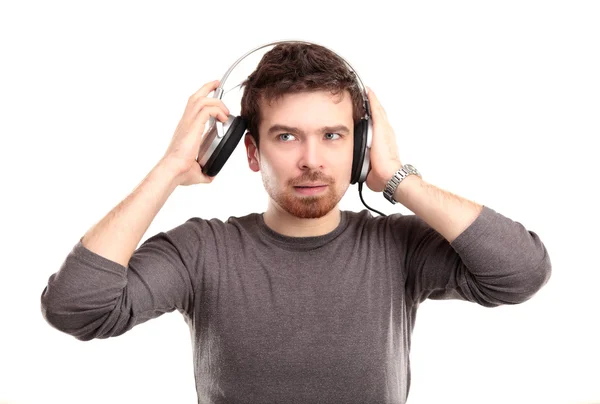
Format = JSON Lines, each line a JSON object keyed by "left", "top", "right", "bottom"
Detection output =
{"left": 325, "top": 133, "right": 341, "bottom": 140}
{"left": 278, "top": 133, "right": 296, "bottom": 142}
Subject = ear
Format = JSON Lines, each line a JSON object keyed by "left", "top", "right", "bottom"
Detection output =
{"left": 244, "top": 133, "right": 260, "bottom": 172}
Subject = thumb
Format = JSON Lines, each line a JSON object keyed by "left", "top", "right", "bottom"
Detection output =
{"left": 366, "top": 86, "right": 388, "bottom": 121}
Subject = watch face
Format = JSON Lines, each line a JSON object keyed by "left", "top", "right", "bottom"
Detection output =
{"left": 405, "top": 164, "right": 418, "bottom": 175}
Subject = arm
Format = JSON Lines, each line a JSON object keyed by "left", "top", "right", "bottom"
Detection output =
{"left": 40, "top": 161, "right": 202, "bottom": 340}
{"left": 393, "top": 190, "right": 551, "bottom": 306}
{"left": 393, "top": 175, "right": 483, "bottom": 244}
{"left": 391, "top": 168, "right": 550, "bottom": 307}
{"left": 363, "top": 87, "right": 551, "bottom": 307}
{"left": 80, "top": 160, "right": 181, "bottom": 267}
{"left": 40, "top": 80, "right": 229, "bottom": 340}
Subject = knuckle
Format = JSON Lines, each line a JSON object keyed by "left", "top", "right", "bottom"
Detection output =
{"left": 188, "top": 93, "right": 201, "bottom": 103}
{"left": 191, "top": 97, "right": 208, "bottom": 109}
{"left": 199, "top": 98, "right": 213, "bottom": 110}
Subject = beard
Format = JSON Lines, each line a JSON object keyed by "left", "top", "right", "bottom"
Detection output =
{"left": 262, "top": 171, "right": 344, "bottom": 219}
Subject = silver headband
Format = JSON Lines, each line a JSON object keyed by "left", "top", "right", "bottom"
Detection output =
{"left": 213, "top": 39, "right": 371, "bottom": 119}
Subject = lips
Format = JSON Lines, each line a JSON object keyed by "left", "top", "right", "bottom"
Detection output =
{"left": 293, "top": 184, "right": 328, "bottom": 195}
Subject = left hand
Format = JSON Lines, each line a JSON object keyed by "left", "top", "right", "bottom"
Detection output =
{"left": 364, "top": 86, "right": 403, "bottom": 192}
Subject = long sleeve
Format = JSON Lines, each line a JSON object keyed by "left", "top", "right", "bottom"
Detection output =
{"left": 40, "top": 218, "right": 205, "bottom": 341}
{"left": 399, "top": 205, "right": 551, "bottom": 307}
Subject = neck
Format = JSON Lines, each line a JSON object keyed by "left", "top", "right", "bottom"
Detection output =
{"left": 263, "top": 202, "right": 341, "bottom": 237}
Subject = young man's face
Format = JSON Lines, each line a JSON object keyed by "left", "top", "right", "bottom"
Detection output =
{"left": 244, "top": 90, "right": 355, "bottom": 219}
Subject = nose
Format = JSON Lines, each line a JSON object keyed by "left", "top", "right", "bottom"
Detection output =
{"left": 297, "top": 138, "right": 324, "bottom": 171}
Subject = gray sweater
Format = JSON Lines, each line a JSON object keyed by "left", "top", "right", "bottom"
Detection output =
{"left": 40, "top": 206, "right": 551, "bottom": 404}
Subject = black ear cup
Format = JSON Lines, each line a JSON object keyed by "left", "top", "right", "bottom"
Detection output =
{"left": 201, "top": 116, "right": 247, "bottom": 177}
{"left": 351, "top": 119, "right": 369, "bottom": 184}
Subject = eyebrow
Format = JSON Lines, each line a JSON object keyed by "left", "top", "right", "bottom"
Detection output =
{"left": 267, "top": 124, "right": 351, "bottom": 136}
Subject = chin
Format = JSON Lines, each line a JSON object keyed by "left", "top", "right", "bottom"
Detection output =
{"left": 276, "top": 188, "right": 341, "bottom": 219}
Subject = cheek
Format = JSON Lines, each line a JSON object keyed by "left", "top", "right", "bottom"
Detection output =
{"left": 265, "top": 151, "right": 291, "bottom": 172}
{"left": 337, "top": 151, "right": 354, "bottom": 179}
{"left": 259, "top": 154, "right": 286, "bottom": 187}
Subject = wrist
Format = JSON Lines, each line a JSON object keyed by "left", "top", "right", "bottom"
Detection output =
{"left": 382, "top": 164, "right": 422, "bottom": 205}
{"left": 392, "top": 174, "right": 423, "bottom": 205}
{"left": 154, "top": 158, "right": 185, "bottom": 189}
{"left": 382, "top": 162, "right": 403, "bottom": 188}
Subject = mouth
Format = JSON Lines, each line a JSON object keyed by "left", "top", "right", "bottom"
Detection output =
{"left": 293, "top": 185, "right": 328, "bottom": 195}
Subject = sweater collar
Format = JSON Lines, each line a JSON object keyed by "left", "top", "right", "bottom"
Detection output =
{"left": 255, "top": 210, "right": 350, "bottom": 251}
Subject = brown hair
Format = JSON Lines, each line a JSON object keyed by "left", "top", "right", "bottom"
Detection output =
{"left": 240, "top": 42, "right": 365, "bottom": 150}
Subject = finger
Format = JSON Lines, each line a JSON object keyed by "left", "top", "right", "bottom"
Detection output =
{"left": 190, "top": 106, "right": 229, "bottom": 135}
{"left": 199, "top": 106, "right": 229, "bottom": 128}
{"left": 188, "top": 97, "right": 231, "bottom": 117}
{"left": 366, "top": 86, "right": 388, "bottom": 120}
{"left": 189, "top": 79, "right": 221, "bottom": 102}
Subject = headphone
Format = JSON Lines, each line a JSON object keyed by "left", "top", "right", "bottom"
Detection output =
{"left": 196, "top": 40, "right": 373, "bottom": 185}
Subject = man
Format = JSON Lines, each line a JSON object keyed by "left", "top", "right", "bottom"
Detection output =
{"left": 40, "top": 43, "right": 551, "bottom": 404}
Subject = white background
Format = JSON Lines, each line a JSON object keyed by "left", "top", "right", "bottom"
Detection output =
{"left": 1, "top": 1, "right": 598, "bottom": 403}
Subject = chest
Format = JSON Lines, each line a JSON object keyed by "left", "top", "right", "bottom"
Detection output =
{"left": 210, "top": 251, "right": 402, "bottom": 371}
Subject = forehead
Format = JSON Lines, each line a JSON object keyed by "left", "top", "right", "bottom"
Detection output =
{"left": 259, "top": 90, "right": 353, "bottom": 126}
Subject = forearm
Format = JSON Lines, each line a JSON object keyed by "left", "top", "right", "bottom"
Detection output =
{"left": 393, "top": 175, "right": 483, "bottom": 243}
{"left": 81, "top": 159, "right": 181, "bottom": 267}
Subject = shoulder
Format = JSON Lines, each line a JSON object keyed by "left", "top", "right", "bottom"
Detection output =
{"left": 345, "top": 209, "right": 422, "bottom": 233}
{"left": 164, "top": 212, "right": 261, "bottom": 243}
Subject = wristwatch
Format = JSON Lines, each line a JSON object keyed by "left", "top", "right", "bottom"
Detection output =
{"left": 383, "top": 164, "right": 422, "bottom": 204}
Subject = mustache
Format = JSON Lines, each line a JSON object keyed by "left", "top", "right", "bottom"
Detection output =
{"left": 290, "top": 171, "right": 333, "bottom": 186}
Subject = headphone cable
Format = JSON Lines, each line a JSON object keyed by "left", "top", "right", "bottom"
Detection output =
{"left": 358, "top": 182, "right": 387, "bottom": 217}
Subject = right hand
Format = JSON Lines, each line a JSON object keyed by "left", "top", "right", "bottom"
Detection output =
{"left": 160, "top": 80, "right": 231, "bottom": 186}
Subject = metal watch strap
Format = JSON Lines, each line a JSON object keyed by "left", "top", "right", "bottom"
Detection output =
{"left": 383, "top": 164, "right": 421, "bottom": 204}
